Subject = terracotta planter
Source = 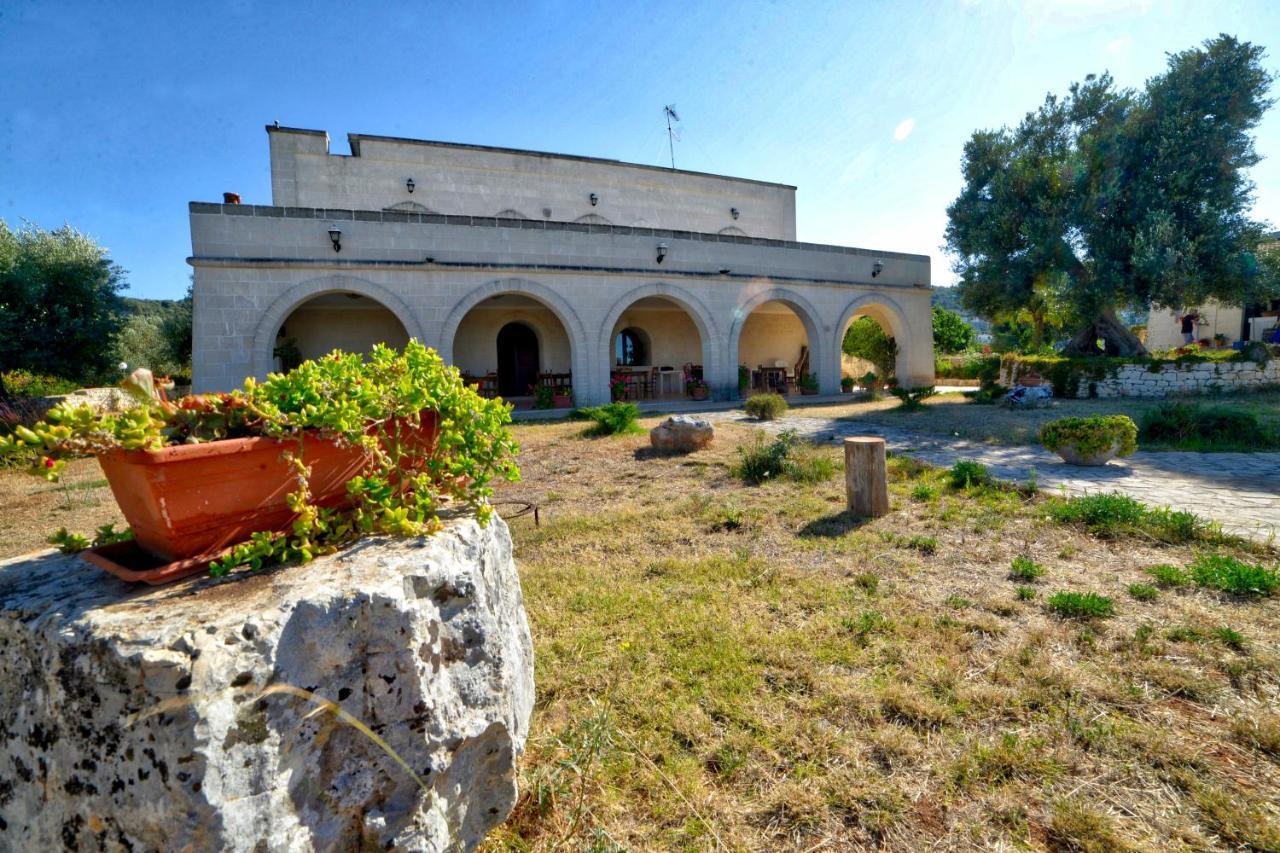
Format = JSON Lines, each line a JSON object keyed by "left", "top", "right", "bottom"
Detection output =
{"left": 553, "top": 395, "right": 573, "bottom": 409}
{"left": 1053, "top": 440, "right": 1121, "bottom": 467}
{"left": 689, "top": 388, "right": 708, "bottom": 401}
{"left": 96, "top": 412, "right": 438, "bottom": 564}
{"left": 800, "top": 387, "right": 818, "bottom": 396}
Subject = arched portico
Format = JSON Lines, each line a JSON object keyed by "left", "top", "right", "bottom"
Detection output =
{"left": 729, "top": 287, "right": 830, "bottom": 396}
{"left": 833, "top": 293, "right": 932, "bottom": 388}
{"left": 251, "top": 276, "right": 425, "bottom": 379}
{"left": 597, "top": 283, "right": 722, "bottom": 402}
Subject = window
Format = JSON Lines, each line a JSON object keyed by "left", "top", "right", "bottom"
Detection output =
{"left": 615, "top": 328, "right": 647, "bottom": 366}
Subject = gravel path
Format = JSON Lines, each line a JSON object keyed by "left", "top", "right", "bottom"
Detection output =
{"left": 706, "top": 411, "right": 1280, "bottom": 544}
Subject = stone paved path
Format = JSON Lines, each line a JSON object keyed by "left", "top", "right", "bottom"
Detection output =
{"left": 705, "top": 411, "right": 1280, "bottom": 543}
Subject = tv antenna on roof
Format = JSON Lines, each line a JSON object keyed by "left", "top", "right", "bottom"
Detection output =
{"left": 663, "top": 104, "right": 681, "bottom": 169}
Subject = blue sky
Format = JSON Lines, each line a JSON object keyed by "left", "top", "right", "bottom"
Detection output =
{"left": 3, "top": 0, "right": 1278, "bottom": 300}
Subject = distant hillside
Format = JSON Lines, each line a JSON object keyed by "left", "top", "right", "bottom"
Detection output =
{"left": 122, "top": 296, "right": 185, "bottom": 317}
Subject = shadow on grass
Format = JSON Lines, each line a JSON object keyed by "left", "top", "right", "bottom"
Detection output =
{"left": 798, "top": 509, "right": 873, "bottom": 538}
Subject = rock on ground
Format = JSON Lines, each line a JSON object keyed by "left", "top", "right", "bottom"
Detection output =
{"left": 649, "top": 415, "right": 714, "bottom": 453}
{"left": 0, "top": 518, "right": 534, "bottom": 851}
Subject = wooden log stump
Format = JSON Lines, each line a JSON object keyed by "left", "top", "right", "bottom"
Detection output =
{"left": 844, "top": 437, "right": 889, "bottom": 517}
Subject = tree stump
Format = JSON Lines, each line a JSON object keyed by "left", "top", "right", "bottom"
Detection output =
{"left": 844, "top": 437, "right": 889, "bottom": 517}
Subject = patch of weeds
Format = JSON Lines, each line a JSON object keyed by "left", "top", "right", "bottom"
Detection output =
{"left": 1166, "top": 626, "right": 1204, "bottom": 644}
{"left": 948, "top": 459, "right": 990, "bottom": 490}
{"left": 1127, "top": 583, "right": 1158, "bottom": 601}
{"left": 951, "top": 732, "right": 1057, "bottom": 789}
{"left": 1045, "top": 492, "right": 1221, "bottom": 543}
{"left": 880, "top": 685, "right": 950, "bottom": 731}
{"left": 905, "top": 534, "right": 938, "bottom": 555}
{"left": 733, "top": 429, "right": 834, "bottom": 485}
{"left": 910, "top": 482, "right": 937, "bottom": 502}
{"left": 1048, "top": 799, "right": 1134, "bottom": 852}
{"left": 1193, "top": 785, "right": 1280, "bottom": 850}
{"left": 1046, "top": 591, "right": 1114, "bottom": 620}
{"left": 1231, "top": 714, "right": 1280, "bottom": 757}
{"left": 1146, "top": 563, "right": 1190, "bottom": 587}
{"left": 843, "top": 609, "right": 893, "bottom": 646}
{"left": 578, "top": 402, "right": 643, "bottom": 436}
{"left": 945, "top": 594, "right": 971, "bottom": 610}
{"left": 706, "top": 503, "right": 750, "bottom": 533}
{"left": 1009, "top": 555, "right": 1044, "bottom": 582}
{"left": 1188, "top": 553, "right": 1278, "bottom": 596}
{"left": 1138, "top": 661, "right": 1215, "bottom": 701}
{"left": 1214, "top": 626, "right": 1246, "bottom": 650}
{"left": 852, "top": 572, "right": 880, "bottom": 595}
{"left": 1015, "top": 585, "right": 1037, "bottom": 601}
{"left": 744, "top": 393, "right": 787, "bottom": 421}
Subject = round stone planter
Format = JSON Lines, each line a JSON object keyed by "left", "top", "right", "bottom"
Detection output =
{"left": 1052, "top": 440, "right": 1122, "bottom": 466}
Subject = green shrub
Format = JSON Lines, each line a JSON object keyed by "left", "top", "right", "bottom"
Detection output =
{"left": 1215, "top": 626, "right": 1246, "bottom": 650}
{"left": 891, "top": 385, "right": 937, "bottom": 411}
{"left": 744, "top": 393, "right": 788, "bottom": 421}
{"left": 934, "top": 353, "right": 1001, "bottom": 381}
{"left": 1147, "top": 564, "right": 1190, "bottom": 587}
{"left": 2, "top": 370, "right": 80, "bottom": 398}
{"left": 948, "top": 459, "right": 990, "bottom": 489}
{"left": 1188, "top": 554, "right": 1278, "bottom": 596}
{"left": 1015, "top": 586, "right": 1037, "bottom": 601}
{"left": 910, "top": 482, "right": 937, "bottom": 501}
{"left": 1139, "top": 402, "right": 1278, "bottom": 451}
{"left": 734, "top": 429, "right": 835, "bottom": 485}
{"left": 905, "top": 535, "right": 938, "bottom": 555}
{"left": 1047, "top": 591, "right": 1115, "bottom": 619}
{"left": 1010, "top": 556, "right": 1045, "bottom": 582}
{"left": 1040, "top": 415, "right": 1137, "bottom": 458}
{"left": 1127, "top": 583, "right": 1159, "bottom": 601}
{"left": 579, "top": 402, "right": 642, "bottom": 436}
{"left": 1045, "top": 492, "right": 1217, "bottom": 543}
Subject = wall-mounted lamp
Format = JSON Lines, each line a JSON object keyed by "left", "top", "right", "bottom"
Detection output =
{"left": 719, "top": 267, "right": 731, "bottom": 275}
{"left": 328, "top": 225, "right": 342, "bottom": 253}
{"left": 656, "top": 242, "right": 669, "bottom": 264}
{"left": 871, "top": 259, "right": 884, "bottom": 278}
{"left": 730, "top": 207, "right": 740, "bottom": 220}
{"left": 406, "top": 178, "right": 416, "bottom": 194}
{"left": 589, "top": 192, "right": 599, "bottom": 206}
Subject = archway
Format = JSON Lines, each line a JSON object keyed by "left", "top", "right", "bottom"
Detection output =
{"left": 735, "top": 300, "right": 815, "bottom": 397}
{"left": 606, "top": 295, "right": 711, "bottom": 402}
{"left": 271, "top": 291, "right": 410, "bottom": 371}
{"left": 833, "top": 296, "right": 914, "bottom": 389}
{"left": 496, "top": 322, "right": 539, "bottom": 397}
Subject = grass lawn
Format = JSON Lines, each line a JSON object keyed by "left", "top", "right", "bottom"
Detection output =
{"left": 484, "top": 416, "right": 1280, "bottom": 850}
{"left": 782, "top": 389, "right": 1280, "bottom": 450}
{"left": 2, "top": 416, "right": 1277, "bottom": 849}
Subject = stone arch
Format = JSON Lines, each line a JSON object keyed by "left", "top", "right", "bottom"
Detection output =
{"left": 494, "top": 209, "right": 529, "bottom": 220}
{"left": 728, "top": 286, "right": 828, "bottom": 396}
{"left": 252, "top": 276, "right": 426, "bottom": 379}
{"left": 718, "top": 226, "right": 747, "bottom": 237}
{"left": 383, "top": 200, "right": 437, "bottom": 214}
{"left": 832, "top": 293, "right": 914, "bottom": 384}
{"left": 440, "top": 277, "right": 591, "bottom": 391}
{"left": 597, "top": 282, "right": 722, "bottom": 397}
{"left": 574, "top": 213, "right": 613, "bottom": 225}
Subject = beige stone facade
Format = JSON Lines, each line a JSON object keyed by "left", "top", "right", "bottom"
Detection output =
{"left": 190, "top": 126, "right": 934, "bottom": 404}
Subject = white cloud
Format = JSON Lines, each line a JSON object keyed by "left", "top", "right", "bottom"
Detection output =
{"left": 1107, "top": 35, "right": 1133, "bottom": 55}
{"left": 893, "top": 118, "right": 916, "bottom": 142}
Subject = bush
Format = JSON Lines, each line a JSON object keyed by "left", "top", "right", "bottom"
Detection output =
{"left": 1147, "top": 564, "right": 1190, "bottom": 587}
{"left": 1188, "top": 554, "right": 1278, "bottom": 597}
{"left": 1010, "top": 556, "right": 1045, "bottom": 581}
{"left": 935, "top": 353, "right": 1001, "bottom": 381}
{"left": 843, "top": 317, "right": 898, "bottom": 378}
{"left": 1139, "top": 402, "right": 1278, "bottom": 451}
{"left": 733, "top": 429, "right": 833, "bottom": 485}
{"left": 891, "top": 385, "right": 937, "bottom": 411}
{"left": 1046, "top": 492, "right": 1220, "bottom": 543}
{"left": 1047, "top": 591, "right": 1115, "bottom": 619}
{"left": 932, "top": 306, "right": 976, "bottom": 354}
{"left": 1040, "top": 415, "right": 1137, "bottom": 458}
{"left": 948, "top": 459, "right": 990, "bottom": 489}
{"left": 1, "top": 370, "right": 80, "bottom": 398}
{"left": 579, "top": 402, "right": 642, "bottom": 436}
{"left": 1128, "top": 583, "right": 1159, "bottom": 601}
{"left": 744, "top": 393, "right": 788, "bottom": 421}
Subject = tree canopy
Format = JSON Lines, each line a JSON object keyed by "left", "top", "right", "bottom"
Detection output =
{"left": 946, "top": 35, "right": 1278, "bottom": 355}
{"left": 842, "top": 317, "right": 898, "bottom": 377}
{"left": 931, "top": 306, "right": 976, "bottom": 353}
{"left": 0, "top": 221, "right": 128, "bottom": 382}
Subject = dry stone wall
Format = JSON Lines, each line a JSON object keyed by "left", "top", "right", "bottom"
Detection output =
{"left": 1001, "top": 358, "right": 1279, "bottom": 399}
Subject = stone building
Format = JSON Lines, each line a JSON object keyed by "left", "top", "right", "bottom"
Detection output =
{"left": 189, "top": 126, "right": 933, "bottom": 404}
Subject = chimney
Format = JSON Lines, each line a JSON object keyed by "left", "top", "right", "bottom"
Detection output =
{"left": 223, "top": 192, "right": 241, "bottom": 205}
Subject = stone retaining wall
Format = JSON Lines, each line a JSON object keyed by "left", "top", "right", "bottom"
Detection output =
{"left": 1000, "top": 358, "right": 1280, "bottom": 398}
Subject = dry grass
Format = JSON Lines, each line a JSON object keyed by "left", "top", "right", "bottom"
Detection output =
{"left": 3, "top": 415, "right": 1277, "bottom": 850}
{"left": 484, "top": 415, "right": 1280, "bottom": 851}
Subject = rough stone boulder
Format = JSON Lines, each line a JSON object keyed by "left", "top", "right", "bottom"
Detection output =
{"left": 649, "top": 415, "right": 714, "bottom": 453}
{"left": 0, "top": 518, "right": 534, "bottom": 851}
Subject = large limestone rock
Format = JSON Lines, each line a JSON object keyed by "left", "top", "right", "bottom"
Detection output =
{"left": 649, "top": 415, "right": 714, "bottom": 453}
{"left": 0, "top": 518, "right": 534, "bottom": 851}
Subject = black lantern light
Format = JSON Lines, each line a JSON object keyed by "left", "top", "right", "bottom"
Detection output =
{"left": 328, "top": 225, "right": 342, "bottom": 253}
{"left": 656, "top": 242, "right": 668, "bottom": 264}
{"left": 589, "top": 192, "right": 598, "bottom": 206}
{"left": 406, "top": 177, "right": 415, "bottom": 194}
{"left": 871, "top": 260, "right": 884, "bottom": 277}
{"left": 730, "top": 207, "right": 740, "bottom": 219}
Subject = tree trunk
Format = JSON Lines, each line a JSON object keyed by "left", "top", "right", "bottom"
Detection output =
{"left": 1061, "top": 308, "right": 1148, "bottom": 357}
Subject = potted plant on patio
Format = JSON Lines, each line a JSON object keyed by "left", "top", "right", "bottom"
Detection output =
{"left": 840, "top": 375, "right": 854, "bottom": 394}
{"left": 796, "top": 373, "right": 818, "bottom": 396}
{"left": 0, "top": 342, "right": 519, "bottom": 583}
{"left": 1039, "top": 415, "right": 1137, "bottom": 466}
{"left": 531, "top": 384, "right": 555, "bottom": 410}
{"left": 738, "top": 364, "right": 750, "bottom": 396}
{"left": 610, "top": 374, "right": 628, "bottom": 402}
{"left": 686, "top": 377, "right": 710, "bottom": 401}
{"left": 552, "top": 388, "right": 573, "bottom": 408}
